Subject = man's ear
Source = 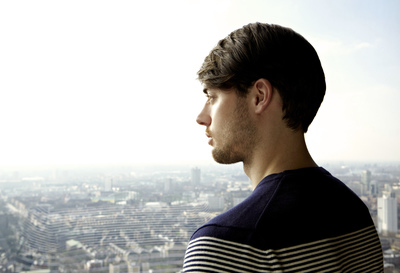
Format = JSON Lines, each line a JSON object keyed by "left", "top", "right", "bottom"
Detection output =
{"left": 252, "top": 78, "right": 273, "bottom": 114}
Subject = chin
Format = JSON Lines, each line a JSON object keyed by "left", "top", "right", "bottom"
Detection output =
{"left": 212, "top": 148, "right": 242, "bottom": 165}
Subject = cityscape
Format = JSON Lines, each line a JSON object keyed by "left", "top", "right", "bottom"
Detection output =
{"left": 0, "top": 161, "right": 400, "bottom": 273}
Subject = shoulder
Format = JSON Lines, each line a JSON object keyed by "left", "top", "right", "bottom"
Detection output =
{"left": 256, "top": 167, "right": 375, "bottom": 247}
{"left": 189, "top": 172, "right": 284, "bottom": 242}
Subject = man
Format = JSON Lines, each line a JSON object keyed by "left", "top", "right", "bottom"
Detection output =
{"left": 183, "top": 23, "right": 383, "bottom": 272}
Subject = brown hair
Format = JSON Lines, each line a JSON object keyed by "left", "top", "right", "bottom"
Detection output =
{"left": 198, "top": 22, "right": 326, "bottom": 132}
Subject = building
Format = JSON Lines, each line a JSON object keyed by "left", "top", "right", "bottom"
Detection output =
{"left": 377, "top": 185, "right": 398, "bottom": 235}
{"left": 361, "top": 170, "right": 371, "bottom": 195}
{"left": 191, "top": 167, "right": 201, "bottom": 185}
{"left": 164, "top": 178, "right": 172, "bottom": 192}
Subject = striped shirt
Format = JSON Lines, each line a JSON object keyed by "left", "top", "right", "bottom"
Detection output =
{"left": 183, "top": 167, "right": 383, "bottom": 272}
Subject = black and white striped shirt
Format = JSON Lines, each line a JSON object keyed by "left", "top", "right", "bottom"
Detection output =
{"left": 183, "top": 167, "right": 383, "bottom": 272}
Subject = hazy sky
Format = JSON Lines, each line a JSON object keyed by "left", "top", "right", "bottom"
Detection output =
{"left": 0, "top": 0, "right": 399, "bottom": 166}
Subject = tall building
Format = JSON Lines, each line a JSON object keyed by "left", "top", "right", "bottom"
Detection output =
{"left": 191, "top": 167, "right": 201, "bottom": 185}
{"left": 361, "top": 170, "right": 371, "bottom": 195}
{"left": 377, "top": 185, "right": 398, "bottom": 235}
{"left": 164, "top": 178, "right": 172, "bottom": 192}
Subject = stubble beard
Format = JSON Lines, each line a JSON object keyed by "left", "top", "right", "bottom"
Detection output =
{"left": 211, "top": 98, "right": 257, "bottom": 165}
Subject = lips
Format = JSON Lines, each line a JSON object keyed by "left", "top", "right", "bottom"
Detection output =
{"left": 205, "top": 132, "right": 213, "bottom": 145}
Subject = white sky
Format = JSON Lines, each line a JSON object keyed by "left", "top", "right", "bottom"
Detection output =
{"left": 0, "top": 0, "right": 399, "bottom": 166}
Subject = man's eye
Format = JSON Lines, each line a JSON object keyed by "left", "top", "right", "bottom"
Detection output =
{"left": 205, "top": 94, "right": 214, "bottom": 102}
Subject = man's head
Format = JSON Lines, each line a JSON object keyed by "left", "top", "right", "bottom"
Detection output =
{"left": 197, "top": 22, "right": 326, "bottom": 133}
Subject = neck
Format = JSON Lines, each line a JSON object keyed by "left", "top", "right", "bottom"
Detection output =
{"left": 243, "top": 130, "right": 317, "bottom": 189}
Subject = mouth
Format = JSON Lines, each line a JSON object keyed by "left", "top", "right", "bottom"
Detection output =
{"left": 205, "top": 132, "right": 213, "bottom": 145}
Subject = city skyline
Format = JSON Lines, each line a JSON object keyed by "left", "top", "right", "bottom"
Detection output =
{"left": 1, "top": 0, "right": 399, "bottom": 166}
{"left": 1, "top": 160, "right": 400, "bottom": 271}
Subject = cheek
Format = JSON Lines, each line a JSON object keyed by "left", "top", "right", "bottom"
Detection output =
{"left": 210, "top": 110, "right": 225, "bottom": 130}
{"left": 211, "top": 103, "right": 231, "bottom": 125}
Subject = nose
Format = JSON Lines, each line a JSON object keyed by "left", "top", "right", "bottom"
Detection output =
{"left": 196, "top": 104, "right": 211, "bottom": 126}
